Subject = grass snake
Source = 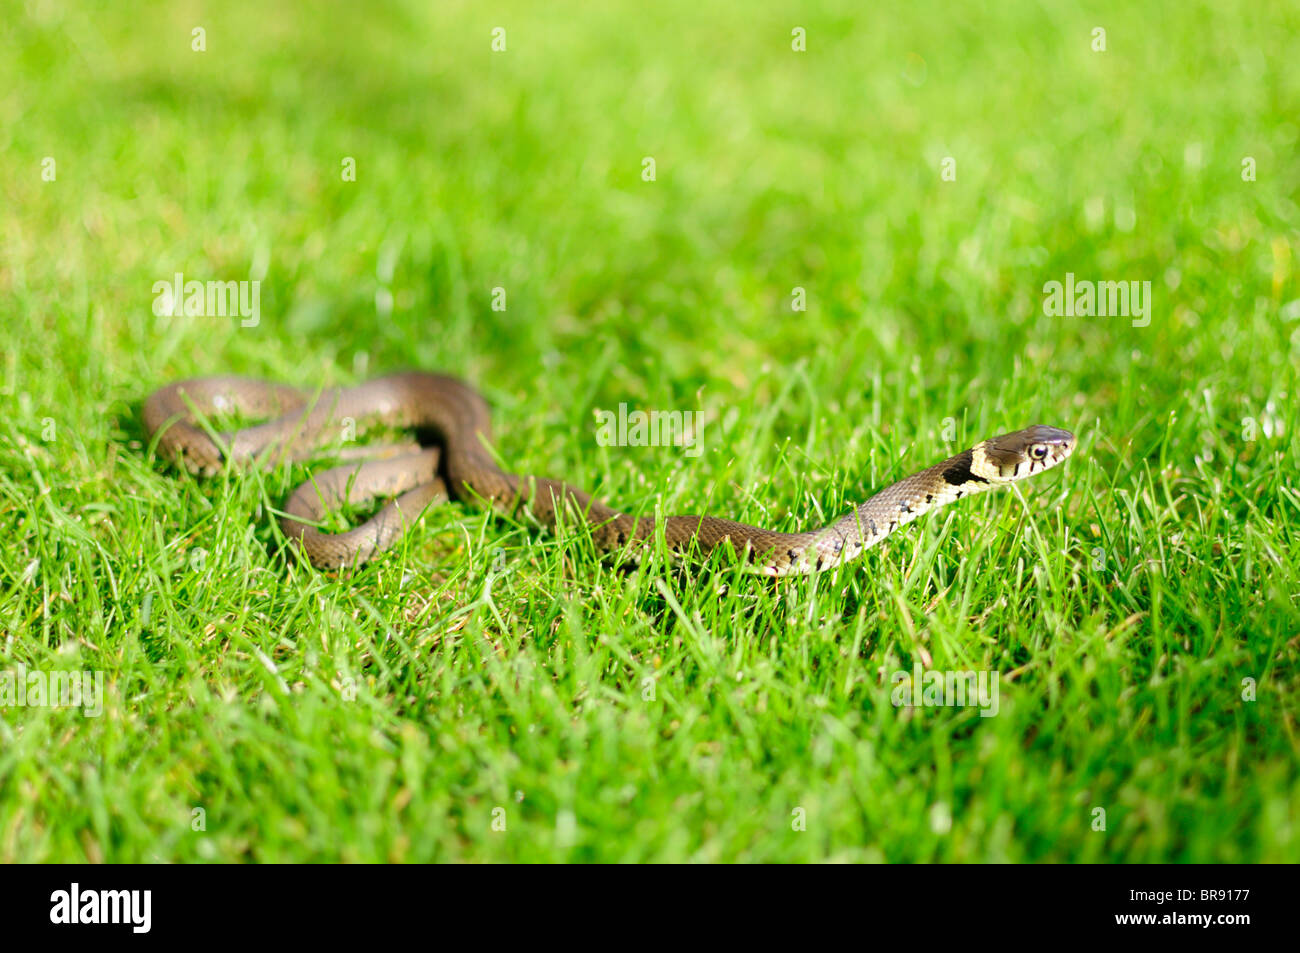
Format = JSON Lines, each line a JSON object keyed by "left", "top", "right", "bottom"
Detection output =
{"left": 142, "top": 372, "right": 1076, "bottom": 574}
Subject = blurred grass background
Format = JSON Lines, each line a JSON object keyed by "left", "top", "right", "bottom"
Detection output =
{"left": 0, "top": 0, "right": 1297, "bottom": 861}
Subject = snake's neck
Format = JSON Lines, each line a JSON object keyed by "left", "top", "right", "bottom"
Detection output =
{"left": 793, "top": 448, "right": 996, "bottom": 573}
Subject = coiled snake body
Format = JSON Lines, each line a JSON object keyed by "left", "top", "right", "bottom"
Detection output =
{"left": 143, "top": 372, "right": 1076, "bottom": 574}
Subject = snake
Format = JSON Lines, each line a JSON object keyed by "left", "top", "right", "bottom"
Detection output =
{"left": 142, "top": 372, "right": 1076, "bottom": 575}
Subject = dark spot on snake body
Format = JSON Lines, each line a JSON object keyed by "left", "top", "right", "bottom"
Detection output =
{"left": 899, "top": 501, "right": 912, "bottom": 514}
{"left": 869, "top": 518, "right": 878, "bottom": 536}
{"left": 787, "top": 548, "right": 798, "bottom": 561}
{"left": 942, "top": 450, "right": 988, "bottom": 486}
{"left": 926, "top": 493, "right": 933, "bottom": 504}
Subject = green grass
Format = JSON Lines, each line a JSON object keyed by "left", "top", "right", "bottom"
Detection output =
{"left": 1, "top": 0, "right": 1298, "bottom": 862}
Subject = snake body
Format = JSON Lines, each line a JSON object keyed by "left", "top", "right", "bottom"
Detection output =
{"left": 142, "top": 372, "right": 1076, "bottom": 574}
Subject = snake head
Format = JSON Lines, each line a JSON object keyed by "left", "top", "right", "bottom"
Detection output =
{"left": 975, "top": 425, "right": 1076, "bottom": 482}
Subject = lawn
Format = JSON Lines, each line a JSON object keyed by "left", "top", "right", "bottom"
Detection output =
{"left": 1, "top": 0, "right": 1297, "bottom": 862}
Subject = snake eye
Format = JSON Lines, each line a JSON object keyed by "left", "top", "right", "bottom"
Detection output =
{"left": 1030, "top": 445, "right": 1048, "bottom": 460}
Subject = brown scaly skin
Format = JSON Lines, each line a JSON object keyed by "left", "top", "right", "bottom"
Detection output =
{"left": 143, "top": 373, "right": 1076, "bottom": 573}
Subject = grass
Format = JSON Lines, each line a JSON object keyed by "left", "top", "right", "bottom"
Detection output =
{"left": 1, "top": 0, "right": 1297, "bottom": 862}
